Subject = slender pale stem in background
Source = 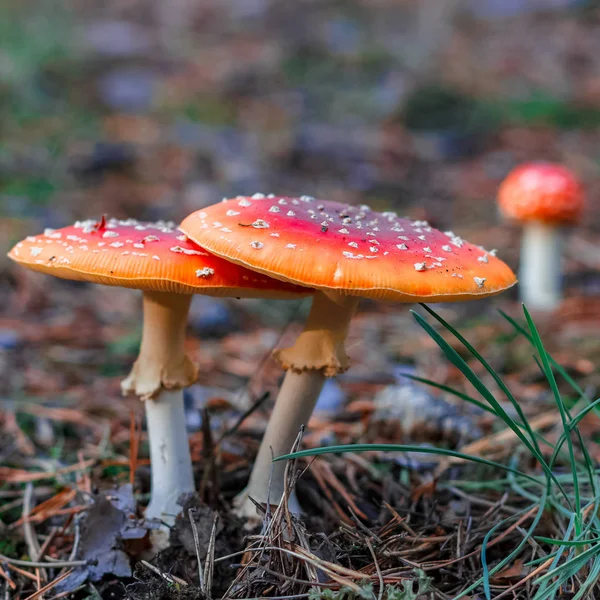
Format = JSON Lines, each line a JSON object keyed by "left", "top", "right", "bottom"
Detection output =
{"left": 121, "top": 291, "right": 197, "bottom": 522}
{"left": 243, "top": 291, "right": 358, "bottom": 509}
{"left": 519, "top": 222, "right": 562, "bottom": 311}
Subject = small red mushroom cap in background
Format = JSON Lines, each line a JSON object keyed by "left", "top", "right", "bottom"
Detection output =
{"left": 498, "top": 162, "right": 585, "bottom": 225}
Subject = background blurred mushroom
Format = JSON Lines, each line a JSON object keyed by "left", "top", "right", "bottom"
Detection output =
{"left": 7, "top": 217, "right": 309, "bottom": 522}
{"left": 181, "top": 195, "right": 516, "bottom": 516}
{"left": 497, "top": 162, "right": 585, "bottom": 311}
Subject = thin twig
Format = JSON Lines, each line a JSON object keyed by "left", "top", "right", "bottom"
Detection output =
{"left": 140, "top": 560, "right": 187, "bottom": 587}
{"left": 22, "top": 569, "right": 73, "bottom": 600}
{"left": 188, "top": 508, "right": 205, "bottom": 592}
{"left": 204, "top": 513, "right": 219, "bottom": 600}
{"left": 366, "top": 538, "right": 384, "bottom": 600}
{"left": 0, "top": 555, "right": 87, "bottom": 569}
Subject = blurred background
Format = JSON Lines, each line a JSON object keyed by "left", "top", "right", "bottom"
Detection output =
{"left": 2, "top": 0, "right": 600, "bottom": 255}
{"left": 2, "top": 0, "right": 600, "bottom": 455}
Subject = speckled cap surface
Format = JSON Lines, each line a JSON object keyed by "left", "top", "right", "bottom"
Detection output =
{"left": 180, "top": 194, "right": 516, "bottom": 302}
{"left": 498, "top": 162, "right": 584, "bottom": 224}
{"left": 7, "top": 217, "right": 311, "bottom": 299}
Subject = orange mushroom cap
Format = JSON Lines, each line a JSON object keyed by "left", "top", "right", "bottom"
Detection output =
{"left": 7, "top": 217, "right": 311, "bottom": 299}
{"left": 180, "top": 195, "right": 516, "bottom": 302}
{"left": 498, "top": 162, "right": 584, "bottom": 225}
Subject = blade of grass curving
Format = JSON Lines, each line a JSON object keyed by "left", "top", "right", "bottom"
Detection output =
{"left": 499, "top": 310, "right": 593, "bottom": 405}
{"left": 534, "top": 514, "right": 576, "bottom": 600}
{"left": 457, "top": 485, "right": 549, "bottom": 600}
{"left": 535, "top": 536, "right": 600, "bottom": 546}
{"left": 534, "top": 543, "right": 598, "bottom": 585}
{"left": 500, "top": 309, "right": 600, "bottom": 517}
{"left": 411, "top": 309, "right": 570, "bottom": 505}
{"left": 401, "top": 372, "right": 556, "bottom": 453}
{"left": 548, "top": 397, "right": 600, "bottom": 502}
{"left": 274, "top": 444, "right": 541, "bottom": 484}
{"left": 524, "top": 310, "right": 600, "bottom": 541}
{"left": 526, "top": 551, "right": 560, "bottom": 567}
{"left": 395, "top": 373, "right": 492, "bottom": 414}
{"left": 420, "top": 304, "right": 543, "bottom": 455}
{"left": 571, "top": 557, "right": 600, "bottom": 600}
{"left": 525, "top": 307, "right": 582, "bottom": 530}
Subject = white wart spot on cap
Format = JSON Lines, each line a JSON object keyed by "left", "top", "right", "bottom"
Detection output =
{"left": 251, "top": 219, "right": 269, "bottom": 229}
{"left": 397, "top": 243, "right": 408, "bottom": 250}
{"left": 442, "top": 245, "right": 452, "bottom": 252}
{"left": 285, "top": 243, "right": 297, "bottom": 249}
{"left": 474, "top": 277, "right": 486, "bottom": 288}
{"left": 102, "top": 231, "right": 119, "bottom": 238}
{"left": 30, "top": 247, "right": 43, "bottom": 257}
{"left": 196, "top": 267, "right": 215, "bottom": 278}
{"left": 238, "top": 199, "right": 252, "bottom": 207}
{"left": 170, "top": 246, "right": 207, "bottom": 256}
{"left": 269, "top": 206, "right": 280, "bottom": 213}
{"left": 251, "top": 193, "right": 265, "bottom": 199}
{"left": 287, "top": 210, "right": 295, "bottom": 217}
{"left": 109, "top": 241, "right": 125, "bottom": 248}
{"left": 414, "top": 262, "right": 426, "bottom": 271}
{"left": 250, "top": 241, "right": 264, "bottom": 249}
{"left": 478, "top": 254, "right": 489, "bottom": 263}
{"left": 348, "top": 241, "right": 358, "bottom": 248}
{"left": 226, "top": 209, "right": 240, "bottom": 216}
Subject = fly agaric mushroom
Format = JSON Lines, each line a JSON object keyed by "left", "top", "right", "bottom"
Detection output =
{"left": 498, "top": 162, "right": 585, "bottom": 311}
{"left": 180, "top": 195, "right": 516, "bottom": 514}
{"left": 8, "top": 216, "right": 309, "bottom": 521}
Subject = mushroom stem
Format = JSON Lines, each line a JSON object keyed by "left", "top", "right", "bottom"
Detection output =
{"left": 520, "top": 221, "right": 562, "bottom": 311}
{"left": 244, "top": 291, "right": 358, "bottom": 508}
{"left": 121, "top": 291, "right": 197, "bottom": 521}
{"left": 144, "top": 389, "right": 194, "bottom": 520}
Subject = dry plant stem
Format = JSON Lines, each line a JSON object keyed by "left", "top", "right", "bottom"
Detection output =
{"left": 245, "top": 291, "right": 358, "bottom": 508}
{"left": 121, "top": 291, "right": 197, "bottom": 521}
{"left": 520, "top": 221, "right": 562, "bottom": 311}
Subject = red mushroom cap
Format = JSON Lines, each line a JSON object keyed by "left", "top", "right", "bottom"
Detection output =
{"left": 180, "top": 195, "right": 516, "bottom": 302}
{"left": 498, "top": 162, "right": 584, "bottom": 224}
{"left": 7, "top": 217, "right": 311, "bottom": 298}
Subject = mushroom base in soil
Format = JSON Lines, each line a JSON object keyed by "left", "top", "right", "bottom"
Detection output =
{"left": 121, "top": 291, "right": 197, "bottom": 521}
{"left": 234, "top": 291, "right": 358, "bottom": 516}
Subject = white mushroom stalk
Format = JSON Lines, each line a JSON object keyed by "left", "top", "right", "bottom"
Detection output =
{"left": 518, "top": 221, "right": 563, "bottom": 311}
{"left": 122, "top": 291, "right": 197, "bottom": 521}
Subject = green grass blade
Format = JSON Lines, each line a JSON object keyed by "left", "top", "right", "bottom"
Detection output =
{"left": 535, "top": 536, "right": 600, "bottom": 547}
{"left": 524, "top": 306, "right": 582, "bottom": 527}
{"left": 395, "top": 372, "right": 492, "bottom": 414}
{"left": 499, "top": 309, "right": 593, "bottom": 404}
{"left": 420, "top": 303, "right": 543, "bottom": 455}
{"left": 275, "top": 444, "right": 541, "bottom": 484}
{"left": 411, "top": 309, "right": 570, "bottom": 504}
